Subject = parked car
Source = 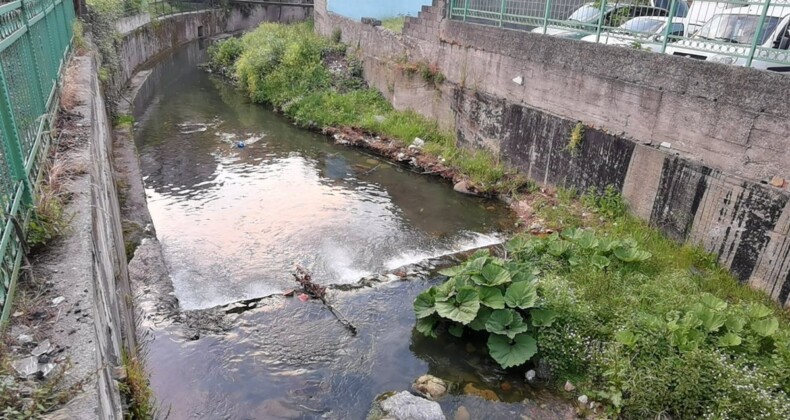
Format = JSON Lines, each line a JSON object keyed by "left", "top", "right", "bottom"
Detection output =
{"left": 580, "top": 16, "right": 685, "bottom": 51}
{"left": 684, "top": 1, "right": 742, "bottom": 36}
{"left": 531, "top": 1, "right": 688, "bottom": 40}
{"left": 665, "top": 4, "right": 790, "bottom": 72}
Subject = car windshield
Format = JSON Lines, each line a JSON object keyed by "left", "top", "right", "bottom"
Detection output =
{"left": 694, "top": 14, "right": 781, "bottom": 44}
{"left": 620, "top": 17, "right": 665, "bottom": 33}
{"left": 568, "top": 5, "right": 613, "bottom": 22}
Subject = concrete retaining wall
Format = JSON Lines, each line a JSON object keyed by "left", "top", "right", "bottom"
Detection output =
{"left": 314, "top": 0, "right": 790, "bottom": 306}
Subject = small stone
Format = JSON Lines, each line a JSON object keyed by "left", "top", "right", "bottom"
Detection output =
{"left": 528, "top": 223, "right": 543, "bottom": 231}
{"left": 525, "top": 369, "right": 536, "bottom": 381}
{"left": 396, "top": 152, "right": 406, "bottom": 160}
{"left": 463, "top": 383, "right": 500, "bottom": 401}
{"left": 12, "top": 311, "right": 23, "bottom": 317}
{"left": 413, "top": 375, "right": 448, "bottom": 400}
{"left": 38, "top": 363, "right": 56, "bottom": 378}
{"left": 11, "top": 356, "right": 39, "bottom": 377}
{"left": 659, "top": 141, "right": 672, "bottom": 149}
{"left": 17, "top": 334, "right": 34, "bottom": 344}
{"left": 578, "top": 395, "right": 588, "bottom": 404}
{"left": 52, "top": 296, "right": 66, "bottom": 305}
{"left": 770, "top": 176, "right": 785, "bottom": 188}
{"left": 564, "top": 381, "right": 576, "bottom": 392}
{"left": 412, "top": 137, "right": 425, "bottom": 148}
{"left": 31, "top": 340, "right": 51, "bottom": 357}
{"left": 377, "top": 391, "right": 446, "bottom": 420}
{"left": 454, "top": 406, "right": 470, "bottom": 420}
{"left": 500, "top": 381, "right": 512, "bottom": 392}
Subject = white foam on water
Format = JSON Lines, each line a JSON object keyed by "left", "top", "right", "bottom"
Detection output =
{"left": 178, "top": 118, "right": 222, "bottom": 134}
{"left": 383, "top": 232, "right": 504, "bottom": 270}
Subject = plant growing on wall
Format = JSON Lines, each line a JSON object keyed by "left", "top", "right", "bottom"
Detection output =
{"left": 566, "top": 121, "right": 585, "bottom": 155}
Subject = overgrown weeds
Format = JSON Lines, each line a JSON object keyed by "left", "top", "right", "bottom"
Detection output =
{"left": 119, "top": 351, "right": 158, "bottom": 420}
{"left": 423, "top": 186, "right": 790, "bottom": 419}
{"left": 208, "top": 22, "right": 520, "bottom": 193}
{"left": 28, "top": 158, "right": 72, "bottom": 250}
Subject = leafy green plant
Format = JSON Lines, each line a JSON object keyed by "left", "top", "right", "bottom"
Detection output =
{"left": 413, "top": 249, "right": 552, "bottom": 368}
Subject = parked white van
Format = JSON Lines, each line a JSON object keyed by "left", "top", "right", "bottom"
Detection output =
{"left": 665, "top": 4, "right": 790, "bottom": 72}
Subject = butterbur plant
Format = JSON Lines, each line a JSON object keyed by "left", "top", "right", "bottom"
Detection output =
{"left": 413, "top": 249, "right": 557, "bottom": 369}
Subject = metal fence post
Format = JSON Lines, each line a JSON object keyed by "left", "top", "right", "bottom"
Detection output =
{"left": 449, "top": 0, "right": 455, "bottom": 19}
{"left": 463, "top": 0, "right": 469, "bottom": 22}
{"left": 0, "top": 66, "right": 33, "bottom": 206}
{"left": 746, "top": 0, "right": 771, "bottom": 67}
{"left": 499, "top": 0, "right": 506, "bottom": 27}
{"left": 660, "top": 0, "right": 677, "bottom": 53}
{"left": 543, "top": 0, "right": 552, "bottom": 34}
{"left": 594, "top": 0, "right": 607, "bottom": 43}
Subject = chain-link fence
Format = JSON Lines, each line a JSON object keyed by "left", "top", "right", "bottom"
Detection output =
{"left": 0, "top": 0, "right": 75, "bottom": 325}
{"left": 448, "top": 0, "right": 790, "bottom": 70}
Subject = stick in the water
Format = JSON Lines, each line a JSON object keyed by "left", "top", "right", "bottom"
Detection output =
{"left": 293, "top": 266, "right": 358, "bottom": 336}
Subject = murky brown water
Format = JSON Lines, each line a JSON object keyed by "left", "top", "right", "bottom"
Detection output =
{"left": 134, "top": 40, "right": 570, "bottom": 420}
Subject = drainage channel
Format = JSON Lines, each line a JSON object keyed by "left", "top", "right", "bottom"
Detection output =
{"left": 130, "top": 40, "right": 569, "bottom": 419}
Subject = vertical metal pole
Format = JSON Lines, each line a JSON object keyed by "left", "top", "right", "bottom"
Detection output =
{"left": 499, "top": 0, "right": 506, "bottom": 27}
{"left": 543, "top": 0, "right": 552, "bottom": 34}
{"left": 594, "top": 0, "right": 607, "bottom": 43}
{"left": 463, "top": 0, "right": 469, "bottom": 22}
{"left": 746, "top": 0, "right": 771, "bottom": 67}
{"left": 449, "top": 0, "right": 455, "bottom": 19}
{"left": 660, "top": 0, "right": 677, "bottom": 54}
{"left": 0, "top": 65, "right": 33, "bottom": 206}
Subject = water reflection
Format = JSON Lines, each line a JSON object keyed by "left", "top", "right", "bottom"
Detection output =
{"left": 135, "top": 41, "right": 514, "bottom": 310}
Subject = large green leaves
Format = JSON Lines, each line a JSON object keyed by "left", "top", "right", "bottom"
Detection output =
{"left": 504, "top": 281, "right": 539, "bottom": 310}
{"left": 435, "top": 286, "right": 480, "bottom": 325}
{"left": 414, "top": 288, "right": 437, "bottom": 319}
{"left": 471, "top": 264, "right": 512, "bottom": 287}
{"left": 751, "top": 317, "right": 779, "bottom": 337}
{"left": 485, "top": 309, "right": 530, "bottom": 339}
{"left": 487, "top": 333, "right": 538, "bottom": 368}
{"left": 478, "top": 286, "right": 505, "bottom": 309}
{"left": 613, "top": 245, "right": 652, "bottom": 262}
{"left": 531, "top": 309, "right": 558, "bottom": 327}
{"left": 416, "top": 316, "right": 438, "bottom": 338}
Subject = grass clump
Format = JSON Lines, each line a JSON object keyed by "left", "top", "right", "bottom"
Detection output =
{"left": 381, "top": 16, "right": 407, "bottom": 33}
{"left": 119, "top": 351, "right": 159, "bottom": 419}
{"left": 208, "top": 22, "right": 517, "bottom": 192}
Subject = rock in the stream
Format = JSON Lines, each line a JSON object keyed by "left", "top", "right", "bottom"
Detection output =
{"left": 374, "top": 391, "right": 446, "bottom": 420}
{"left": 454, "top": 406, "right": 470, "bottom": 420}
{"left": 525, "top": 369, "right": 536, "bottom": 382}
{"left": 463, "top": 383, "right": 500, "bottom": 401}
{"left": 453, "top": 180, "right": 477, "bottom": 196}
{"left": 412, "top": 374, "right": 448, "bottom": 400}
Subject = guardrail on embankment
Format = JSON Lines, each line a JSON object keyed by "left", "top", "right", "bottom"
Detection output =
{"left": 0, "top": 0, "right": 75, "bottom": 326}
{"left": 450, "top": 0, "right": 790, "bottom": 70}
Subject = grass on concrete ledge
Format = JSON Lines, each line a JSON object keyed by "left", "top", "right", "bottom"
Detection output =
{"left": 207, "top": 22, "right": 518, "bottom": 193}
{"left": 381, "top": 16, "right": 407, "bottom": 33}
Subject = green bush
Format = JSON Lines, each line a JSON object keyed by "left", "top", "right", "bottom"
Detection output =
{"left": 416, "top": 222, "right": 790, "bottom": 418}
{"left": 208, "top": 22, "right": 520, "bottom": 193}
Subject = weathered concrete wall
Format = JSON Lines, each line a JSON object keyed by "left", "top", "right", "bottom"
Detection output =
{"left": 314, "top": 0, "right": 790, "bottom": 306}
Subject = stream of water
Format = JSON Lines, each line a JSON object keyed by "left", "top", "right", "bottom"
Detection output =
{"left": 134, "top": 40, "right": 570, "bottom": 419}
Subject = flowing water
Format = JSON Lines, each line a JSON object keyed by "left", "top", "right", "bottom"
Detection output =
{"left": 134, "top": 40, "right": 571, "bottom": 419}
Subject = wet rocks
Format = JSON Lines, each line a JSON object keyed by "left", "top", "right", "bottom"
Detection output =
{"left": 453, "top": 406, "right": 470, "bottom": 420}
{"left": 374, "top": 391, "right": 446, "bottom": 420}
{"left": 463, "top": 383, "right": 500, "bottom": 401}
{"left": 412, "top": 374, "right": 448, "bottom": 400}
{"left": 564, "top": 381, "right": 576, "bottom": 392}
{"left": 525, "top": 369, "right": 536, "bottom": 382}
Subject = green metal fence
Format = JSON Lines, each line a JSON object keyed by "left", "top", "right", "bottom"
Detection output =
{"left": 449, "top": 0, "right": 790, "bottom": 71}
{"left": 0, "top": 0, "right": 75, "bottom": 325}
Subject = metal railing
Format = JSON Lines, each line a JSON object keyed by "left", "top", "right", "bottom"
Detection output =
{"left": 449, "top": 0, "right": 790, "bottom": 70}
{"left": 122, "top": 0, "right": 219, "bottom": 18}
{"left": 0, "top": 0, "right": 75, "bottom": 325}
